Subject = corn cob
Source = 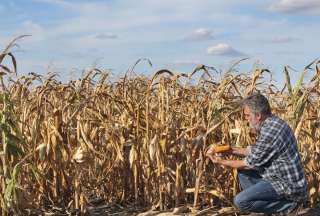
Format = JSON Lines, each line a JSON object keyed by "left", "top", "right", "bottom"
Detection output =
{"left": 210, "top": 145, "right": 231, "bottom": 153}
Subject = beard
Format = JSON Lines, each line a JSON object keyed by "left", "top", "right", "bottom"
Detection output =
{"left": 249, "top": 122, "right": 260, "bottom": 131}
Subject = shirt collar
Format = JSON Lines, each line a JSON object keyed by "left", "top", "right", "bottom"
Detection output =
{"left": 257, "top": 114, "right": 273, "bottom": 132}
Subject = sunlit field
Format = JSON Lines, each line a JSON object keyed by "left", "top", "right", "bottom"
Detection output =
{"left": 0, "top": 36, "right": 319, "bottom": 216}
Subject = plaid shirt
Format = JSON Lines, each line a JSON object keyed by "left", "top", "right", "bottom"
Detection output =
{"left": 244, "top": 115, "right": 308, "bottom": 202}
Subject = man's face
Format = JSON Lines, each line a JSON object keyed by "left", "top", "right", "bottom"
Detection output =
{"left": 243, "top": 105, "right": 261, "bottom": 130}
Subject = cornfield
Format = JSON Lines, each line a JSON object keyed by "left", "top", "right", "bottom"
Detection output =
{"left": 0, "top": 37, "right": 319, "bottom": 215}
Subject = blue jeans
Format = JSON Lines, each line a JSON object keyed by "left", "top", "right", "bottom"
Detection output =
{"left": 234, "top": 170, "right": 297, "bottom": 215}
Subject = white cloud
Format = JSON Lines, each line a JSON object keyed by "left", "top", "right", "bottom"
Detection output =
{"left": 184, "top": 28, "right": 215, "bottom": 41}
{"left": 270, "top": 0, "right": 320, "bottom": 15}
{"left": 34, "top": 1, "right": 257, "bottom": 37}
{"left": 207, "top": 43, "right": 246, "bottom": 57}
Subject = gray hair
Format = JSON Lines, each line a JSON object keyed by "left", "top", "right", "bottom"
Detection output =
{"left": 241, "top": 93, "right": 272, "bottom": 116}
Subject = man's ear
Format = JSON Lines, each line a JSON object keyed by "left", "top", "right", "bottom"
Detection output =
{"left": 256, "top": 112, "right": 263, "bottom": 121}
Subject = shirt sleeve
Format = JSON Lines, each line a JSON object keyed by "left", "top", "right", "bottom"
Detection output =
{"left": 244, "top": 123, "right": 281, "bottom": 169}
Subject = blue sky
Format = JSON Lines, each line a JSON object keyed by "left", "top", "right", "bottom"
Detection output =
{"left": 0, "top": 0, "right": 319, "bottom": 83}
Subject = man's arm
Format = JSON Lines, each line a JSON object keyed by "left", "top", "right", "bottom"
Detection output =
{"left": 207, "top": 154, "right": 250, "bottom": 170}
{"left": 216, "top": 159, "right": 248, "bottom": 169}
{"left": 230, "top": 147, "right": 250, "bottom": 157}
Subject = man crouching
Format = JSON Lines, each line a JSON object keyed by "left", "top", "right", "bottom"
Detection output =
{"left": 206, "top": 94, "right": 307, "bottom": 216}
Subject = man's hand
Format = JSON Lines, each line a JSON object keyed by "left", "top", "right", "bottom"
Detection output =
{"left": 205, "top": 148, "right": 223, "bottom": 164}
{"left": 206, "top": 146, "right": 249, "bottom": 169}
{"left": 230, "top": 147, "right": 250, "bottom": 157}
{"left": 207, "top": 154, "right": 222, "bottom": 164}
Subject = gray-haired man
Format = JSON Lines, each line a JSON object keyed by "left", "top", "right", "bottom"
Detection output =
{"left": 206, "top": 94, "right": 307, "bottom": 215}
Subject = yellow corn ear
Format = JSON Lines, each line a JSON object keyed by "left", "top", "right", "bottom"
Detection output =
{"left": 211, "top": 145, "right": 230, "bottom": 153}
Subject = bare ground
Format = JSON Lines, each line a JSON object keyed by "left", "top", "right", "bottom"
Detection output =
{"left": 85, "top": 203, "right": 320, "bottom": 216}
